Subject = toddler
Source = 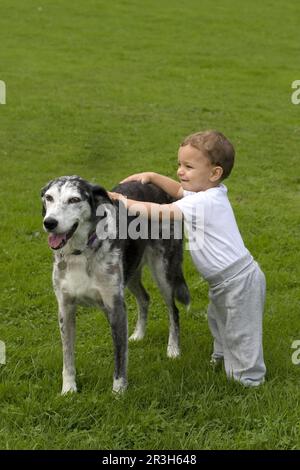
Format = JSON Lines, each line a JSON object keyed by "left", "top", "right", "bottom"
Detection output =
{"left": 109, "top": 130, "right": 266, "bottom": 387}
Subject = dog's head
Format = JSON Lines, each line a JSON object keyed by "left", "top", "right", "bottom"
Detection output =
{"left": 41, "top": 176, "right": 111, "bottom": 250}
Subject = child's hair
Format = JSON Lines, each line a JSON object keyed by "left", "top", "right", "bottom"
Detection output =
{"left": 180, "top": 130, "right": 235, "bottom": 180}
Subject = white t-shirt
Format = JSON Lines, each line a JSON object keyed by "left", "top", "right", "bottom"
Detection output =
{"left": 174, "top": 184, "right": 250, "bottom": 279}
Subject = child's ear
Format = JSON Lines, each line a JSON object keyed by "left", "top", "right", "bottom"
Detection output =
{"left": 211, "top": 166, "right": 223, "bottom": 182}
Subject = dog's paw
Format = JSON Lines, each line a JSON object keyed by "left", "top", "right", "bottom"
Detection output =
{"left": 112, "top": 377, "right": 127, "bottom": 395}
{"left": 129, "top": 330, "right": 145, "bottom": 341}
{"left": 167, "top": 344, "right": 180, "bottom": 358}
{"left": 61, "top": 381, "right": 77, "bottom": 395}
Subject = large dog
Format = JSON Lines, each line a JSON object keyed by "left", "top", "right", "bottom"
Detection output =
{"left": 41, "top": 176, "right": 190, "bottom": 394}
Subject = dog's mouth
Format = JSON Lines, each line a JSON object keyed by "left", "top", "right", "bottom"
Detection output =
{"left": 48, "top": 222, "right": 79, "bottom": 250}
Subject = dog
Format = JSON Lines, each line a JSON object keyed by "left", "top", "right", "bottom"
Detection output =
{"left": 41, "top": 175, "right": 190, "bottom": 394}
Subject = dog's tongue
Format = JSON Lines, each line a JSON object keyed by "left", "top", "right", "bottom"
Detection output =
{"left": 48, "top": 233, "right": 67, "bottom": 249}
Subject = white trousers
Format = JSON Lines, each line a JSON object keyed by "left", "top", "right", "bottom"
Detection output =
{"left": 206, "top": 255, "right": 266, "bottom": 387}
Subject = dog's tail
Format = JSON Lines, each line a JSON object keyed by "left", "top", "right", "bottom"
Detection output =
{"left": 174, "top": 274, "right": 191, "bottom": 308}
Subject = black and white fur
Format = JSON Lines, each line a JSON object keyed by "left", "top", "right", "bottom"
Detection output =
{"left": 41, "top": 176, "right": 190, "bottom": 394}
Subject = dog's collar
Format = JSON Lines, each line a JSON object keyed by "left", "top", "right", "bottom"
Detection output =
{"left": 71, "top": 232, "right": 98, "bottom": 255}
{"left": 88, "top": 232, "right": 98, "bottom": 247}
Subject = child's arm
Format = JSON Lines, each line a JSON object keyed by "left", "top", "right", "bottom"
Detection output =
{"left": 121, "top": 172, "right": 183, "bottom": 200}
{"left": 108, "top": 192, "right": 183, "bottom": 221}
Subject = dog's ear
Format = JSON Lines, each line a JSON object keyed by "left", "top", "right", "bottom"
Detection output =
{"left": 88, "top": 184, "right": 112, "bottom": 217}
{"left": 41, "top": 180, "right": 54, "bottom": 216}
{"left": 91, "top": 185, "right": 111, "bottom": 205}
{"left": 41, "top": 179, "right": 55, "bottom": 197}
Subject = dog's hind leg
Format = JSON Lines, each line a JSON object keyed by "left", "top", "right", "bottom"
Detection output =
{"left": 58, "top": 296, "right": 77, "bottom": 394}
{"left": 145, "top": 245, "right": 180, "bottom": 358}
{"left": 127, "top": 268, "right": 150, "bottom": 341}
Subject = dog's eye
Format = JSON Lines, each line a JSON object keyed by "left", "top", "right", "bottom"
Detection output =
{"left": 45, "top": 195, "right": 54, "bottom": 202}
{"left": 68, "top": 197, "right": 81, "bottom": 204}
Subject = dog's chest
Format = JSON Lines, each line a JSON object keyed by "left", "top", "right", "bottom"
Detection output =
{"left": 54, "top": 252, "right": 122, "bottom": 308}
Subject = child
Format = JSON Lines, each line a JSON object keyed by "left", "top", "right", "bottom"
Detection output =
{"left": 109, "top": 130, "right": 266, "bottom": 387}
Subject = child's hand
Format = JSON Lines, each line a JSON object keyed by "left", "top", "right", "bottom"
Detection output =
{"left": 120, "top": 172, "right": 154, "bottom": 184}
{"left": 108, "top": 191, "right": 126, "bottom": 202}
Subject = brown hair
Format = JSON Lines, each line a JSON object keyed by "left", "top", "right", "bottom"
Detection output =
{"left": 181, "top": 130, "right": 235, "bottom": 180}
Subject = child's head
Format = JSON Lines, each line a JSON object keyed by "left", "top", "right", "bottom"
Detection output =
{"left": 177, "top": 130, "right": 235, "bottom": 192}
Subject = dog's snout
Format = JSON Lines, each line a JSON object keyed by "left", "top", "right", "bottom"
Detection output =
{"left": 44, "top": 217, "right": 58, "bottom": 231}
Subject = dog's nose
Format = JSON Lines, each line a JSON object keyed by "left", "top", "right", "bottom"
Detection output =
{"left": 44, "top": 217, "right": 58, "bottom": 231}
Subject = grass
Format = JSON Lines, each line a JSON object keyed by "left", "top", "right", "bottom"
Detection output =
{"left": 0, "top": 0, "right": 300, "bottom": 450}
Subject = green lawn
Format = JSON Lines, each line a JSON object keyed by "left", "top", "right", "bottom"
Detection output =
{"left": 1, "top": 0, "right": 300, "bottom": 450}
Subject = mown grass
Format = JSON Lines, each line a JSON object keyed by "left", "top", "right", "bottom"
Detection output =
{"left": 1, "top": 0, "right": 300, "bottom": 450}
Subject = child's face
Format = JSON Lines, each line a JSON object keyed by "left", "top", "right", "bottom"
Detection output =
{"left": 177, "top": 144, "right": 221, "bottom": 192}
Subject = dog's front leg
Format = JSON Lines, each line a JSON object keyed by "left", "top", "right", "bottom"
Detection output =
{"left": 58, "top": 296, "right": 77, "bottom": 394}
{"left": 105, "top": 296, "right": 128, "bottom": 394}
